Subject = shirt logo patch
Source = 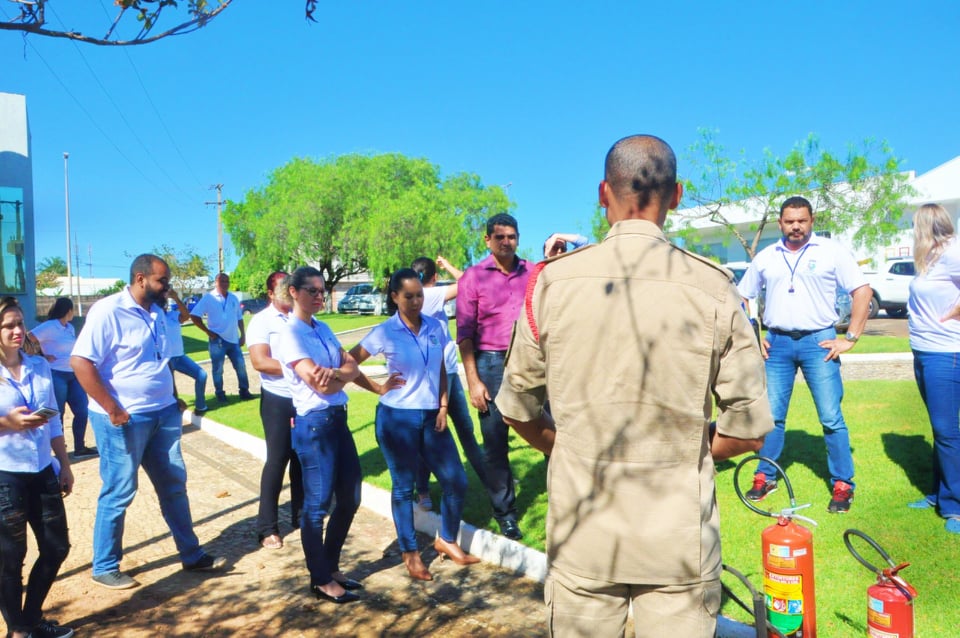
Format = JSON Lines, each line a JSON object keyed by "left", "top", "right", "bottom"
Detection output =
{"left": 429, "top": 335, "right": 440, "bottom": 346}
{"left": 807, "top": 260, "right": 817, "bottom": 271}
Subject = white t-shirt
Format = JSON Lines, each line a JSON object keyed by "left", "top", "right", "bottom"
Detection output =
{"left": 246, "top": 305, "right": 292, "bottom": 398}
{"left": 358, "top": 313, "right": 448, "bottom": 410}
{"left": 738, "top": 233, "right": 867, "bottom": 331}
{"left": 275, "top": 317, "right": 347, "bottom": 415}
{"left": 908, "top": 237, "right": 960, "bottom": 352}
{"left": 421, "top": 286, "right": 458, "bottom": 373}
{"left": 72, "top": 287, "right": 174, "bottom": 414}
{"left": 191, "top": 290, "right": 242, "bottom": 343}
{"left": 165, "top": 310, "right": 185, "bottom": 358}
{"left": 29, "top": 319, "right": 76, "bottom": 372}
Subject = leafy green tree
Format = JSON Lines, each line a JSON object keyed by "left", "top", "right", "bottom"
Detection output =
{"left": 96, "top": 280, "right": 125, "bottom": 295}
{"left": 35, "top": 256, "right": 67, "bottom": 291}
{"left": 135, "top": 245, "right": 212, "bottom": 293}
{"left": 223, "top": 153, "right": 509, "bottom": 295}
{"left": 674, "top": 129, "right": 914, "bottom": 260}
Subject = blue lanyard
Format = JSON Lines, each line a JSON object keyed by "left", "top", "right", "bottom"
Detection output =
{"left": 781, "top": 243, "right": 812, "bottom": 293}
{"left": 400, "top": 319, "right": 429, "bottom": 367}
{"left": 136, "top": 308, "right": 163, "bottom": 361}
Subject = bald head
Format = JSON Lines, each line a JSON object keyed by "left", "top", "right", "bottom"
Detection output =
{"left": 602, "top": 135, "right": 678, "bottom": 220}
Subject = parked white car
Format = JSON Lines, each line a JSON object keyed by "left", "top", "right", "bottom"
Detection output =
{"left": 862, "top": 258, "right": 915, "bottom": 318}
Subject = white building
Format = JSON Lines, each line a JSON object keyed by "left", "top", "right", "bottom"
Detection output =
{"left": 669, "top": 156, "right": 960, "bottom": 268}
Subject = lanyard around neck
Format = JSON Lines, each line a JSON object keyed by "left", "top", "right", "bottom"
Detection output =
{"left": 136, "top": 307, "right": 163, "bottom": 361}
{"left": 781, "top": 243, "right": 812, "bottom": 293}
{"left": 400, "top": 318, "right": 428, "bottom": 367}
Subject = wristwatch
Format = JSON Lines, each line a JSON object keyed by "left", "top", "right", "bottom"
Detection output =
{"left": 845, "top": 332, "right": 859, "bottom": 342}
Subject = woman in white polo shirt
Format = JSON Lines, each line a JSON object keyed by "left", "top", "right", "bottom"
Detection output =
{"left": 0, "top": 296, "right": 75, "bottom": 638}
{"left": 276, "top": 267, "right": 364, "bottom": 604}
{"left": 349, "top": 268, "right": 478, "bottom": 582}
{"left": 907, "top": 203, "right": 960, "bottom": 535}
{"left": 27, "top": 297, "right": 94, "bottom": 458}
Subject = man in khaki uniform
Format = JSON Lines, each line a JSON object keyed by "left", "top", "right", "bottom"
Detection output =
{"left": 497, "top": 134, "right": 772, "bottom": 638}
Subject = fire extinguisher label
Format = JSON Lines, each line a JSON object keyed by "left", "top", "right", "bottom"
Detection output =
{"left": 867, "top": 607, "right": 893, "bottom": 628}
{"left": 867, "top": 627, "right": 898, "bottom": 638}
{"left": 768, "top": 543, "right": 791, "bottom": 558}
{"left": 764, "top": 571, "right": 804, "bottom": 634}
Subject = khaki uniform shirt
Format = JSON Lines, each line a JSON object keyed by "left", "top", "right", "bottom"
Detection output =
{"left": 497, "top": 219, "right": 772, "bottom": 585}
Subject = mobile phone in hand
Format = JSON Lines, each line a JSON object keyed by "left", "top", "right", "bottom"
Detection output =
{"left": 31, "top": 407, "right": 59, "bottom": 419}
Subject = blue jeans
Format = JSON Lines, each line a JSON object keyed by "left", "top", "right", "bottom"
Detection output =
{"left": 291, "top": 406, "right": 361, "bottom": 586}
{"left": 51, "top": 369, "right": 89, "bottom": 450}
{"left": 913, "top": 350, "right": 960, "bottom": 518}
{"left": 0, "top": 465, "right": 70, "bottom": 634}
{"left": 377, "top": 404, "right": 467, "bottom": 551}
{"left": 89, "top": 403, "right": 204, "bottom": 575}
{"left": 476, "top": 350, "right": 517, "bottom": 521}
{"left": 416, "top": 373, "right": 489, "bottom": 494}
{"left": 209, "top": 337, "right": 250, "bottom": 397}
{"left": 758, "top": 328, "right": 855, "bottom": 488}
{"left": 171, "top": 355, "right": 209, "bottom": 411}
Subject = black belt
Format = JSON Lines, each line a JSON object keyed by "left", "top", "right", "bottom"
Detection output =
{"left": 769, "top": 327, "right": 828, "bottom": 340}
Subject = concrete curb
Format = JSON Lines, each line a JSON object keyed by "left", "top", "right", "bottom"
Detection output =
{"left": 185, "top": 410, "right": 548, "bottom": 584}
{"left": 185, "top": 410, "right": 755, "bottom": 634}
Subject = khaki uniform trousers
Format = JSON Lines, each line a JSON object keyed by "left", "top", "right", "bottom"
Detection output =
{"left": 546, "top": 568, "right": 722, "bottom": 638}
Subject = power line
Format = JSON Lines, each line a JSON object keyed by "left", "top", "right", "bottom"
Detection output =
{"left": 47, "top": 4, "right": 195, "bottom": 206}
{"left": 97, "top": 0, "right": 206, "bottom": 190}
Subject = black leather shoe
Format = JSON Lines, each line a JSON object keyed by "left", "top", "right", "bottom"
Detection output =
{"left": 500, "top": 519, "right": 523, "bottom": 540}
{"left": 312, "top": 585, "right": 360, "bottom": 604}
{"left": 333, "top": 577, "right": 364, "bottom": 591}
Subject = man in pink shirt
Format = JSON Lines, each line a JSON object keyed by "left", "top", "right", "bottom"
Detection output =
{"left": 456, "top": 213, "right": 531, "bottom": 540}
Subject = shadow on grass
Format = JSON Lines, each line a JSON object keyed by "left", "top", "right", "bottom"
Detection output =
{"left": 882, "top": 432, "right": 931, "bottom": 494}
{"left": 776, "top": 430, "right": 834, "bottom": 489}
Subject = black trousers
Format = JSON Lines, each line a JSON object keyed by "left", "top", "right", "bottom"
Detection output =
{"left": 256, "top": 389, "right": 303, "bottom": 539}
{"left": 0, "top": 465, "right": 70, "bottom": 634}
{"left": 476, "top": 350, "right": 518, "bottom": 522}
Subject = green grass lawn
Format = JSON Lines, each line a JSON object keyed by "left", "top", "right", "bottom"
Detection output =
{"left": 180, "top": 312, "right": 388, "bottom": 361}
{"left": 200, "top": 328, "right": 948, "bottom": 635}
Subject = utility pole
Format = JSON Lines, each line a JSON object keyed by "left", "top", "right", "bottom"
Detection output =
{"left": 205, "top": 184, "right": 224, "bottom": 273}
{"left": 74, "top": 232, "right": 83, "bottom": 316}
{"left": 64, "top": 152, "right": 74, "bottom": 302}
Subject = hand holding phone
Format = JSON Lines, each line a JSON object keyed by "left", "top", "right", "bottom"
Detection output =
{"left": 31, "top": 407, "right": 59, "bottom": 419}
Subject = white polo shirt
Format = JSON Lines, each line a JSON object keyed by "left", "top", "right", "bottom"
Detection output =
{"left": 738, "top": 233, "right": 867, "bottom": 331}
{"left": 0, "top": 354, "right": 63, "bottom": 473}
{"left": 909, "top": 237, "right": 960, "bottom": 352}
{"left": 29, "top": 319, "right": 76, "bottom": 372}
{"left": 165, "top": 309, "right": 185, "bottom": 357}
{"left": 421, "top": 286, "right": 458, "bottom": 374}
{"left": 246, "top": 305, "right": 292, "bottom": 398}
{"left": 72, "top": 287, "right": 175, "bottom": 415}
{"left": 358, "top": 313, "right": 448, "bottom": 410}
{"left": 190, "top": 289, "right": 242, "bottom": 343}
{"left": 276, "top": 317, "right": 347, "bottom": 415}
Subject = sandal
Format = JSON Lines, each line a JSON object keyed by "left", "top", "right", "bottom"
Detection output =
{"left": 260, "top": 534, "right": 283, "bottom": 549}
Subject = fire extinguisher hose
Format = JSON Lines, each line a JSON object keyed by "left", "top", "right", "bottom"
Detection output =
{"left": 732, "top": 455, "right": 818, "bottom": 526}
{"left": 842, "top": 529, "right": 914, "bottom": 602}
{"left": 721, "top": 564, "right": 788, "bottom": 638}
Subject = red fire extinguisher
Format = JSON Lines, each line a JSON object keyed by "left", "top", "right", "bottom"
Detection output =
{"left": 843, "top": 529, "right": 917, "bottom": 638}
{"left": 736, "top": 456, "right": 818, "bottom": 638}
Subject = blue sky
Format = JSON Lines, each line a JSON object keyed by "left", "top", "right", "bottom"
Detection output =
{"left": 2, "top": 2, "right": 959, "bottom": 280}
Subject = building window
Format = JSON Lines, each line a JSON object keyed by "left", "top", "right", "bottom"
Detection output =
{"left": 0, "top": 187, "right": 27, "bottom": 294}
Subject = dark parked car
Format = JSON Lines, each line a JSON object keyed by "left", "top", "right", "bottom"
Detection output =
{"left": 240, "top": 297, "right": 269, "bottom": 315}
{"left": 337, "top": 283, "right": 386, "bottom": 315}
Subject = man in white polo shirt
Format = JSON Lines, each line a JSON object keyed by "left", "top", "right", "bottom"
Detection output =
{"left": 71, "top": 254, "right": 226, "bottom": 590}
{"left": 190, "top": 272, "right": 253, "bottom": 403}
{"left": 737, "top": 196, "right": 872, "bottom": 514}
